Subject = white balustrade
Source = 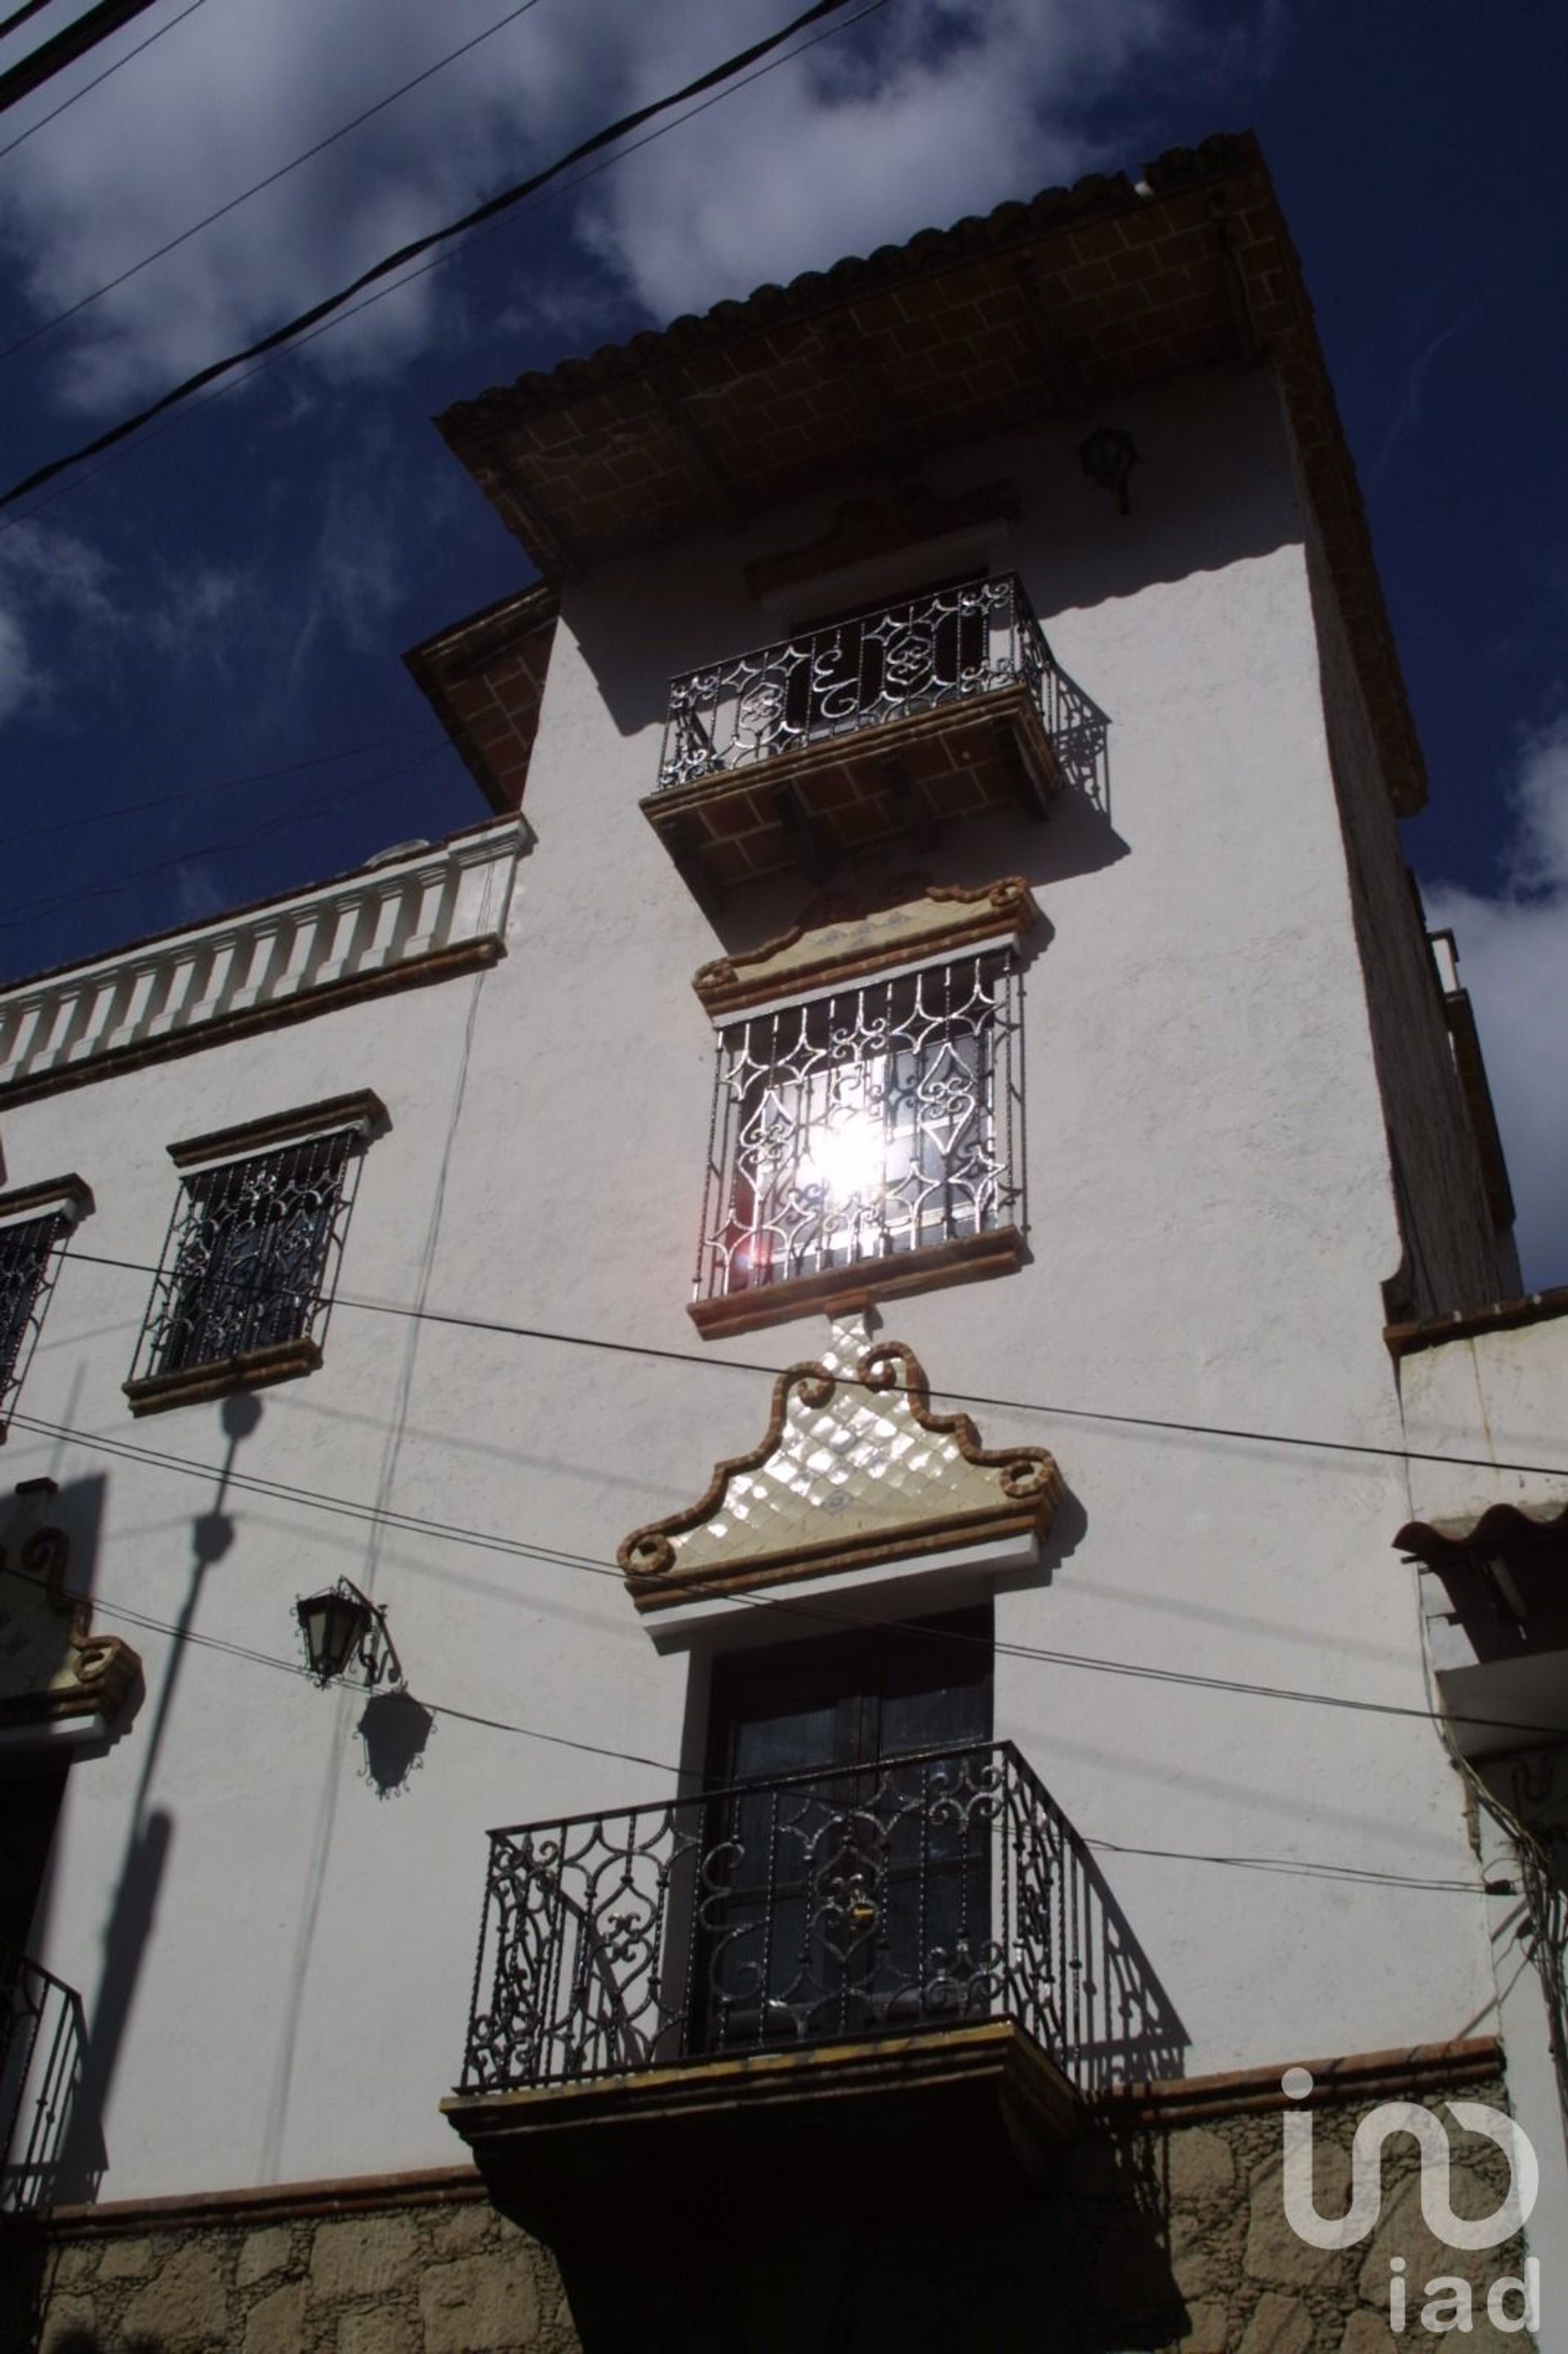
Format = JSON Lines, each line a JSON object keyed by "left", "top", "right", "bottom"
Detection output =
{"left": 0, "top": 821, "right": 530, "bottom": 1095}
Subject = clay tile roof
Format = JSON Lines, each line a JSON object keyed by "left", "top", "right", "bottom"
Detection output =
{"left": 434, "top": 131, "right": 1428, "bottom": 816}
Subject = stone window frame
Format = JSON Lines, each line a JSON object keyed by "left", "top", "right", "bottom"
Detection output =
{"left": 0, "top": 1175, "right": 91, "bottom": 1438}
{"left": 123, "top": 1091, "right": 385, "bottom": 1418}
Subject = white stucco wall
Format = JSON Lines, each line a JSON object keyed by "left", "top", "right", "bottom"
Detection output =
{"left": 0, "top": 362, "right": 1510, "bottom": 2209}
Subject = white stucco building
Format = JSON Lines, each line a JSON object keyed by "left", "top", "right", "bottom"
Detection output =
{"left": 2, "top": 132, "right": 1563, "bottom": 2352}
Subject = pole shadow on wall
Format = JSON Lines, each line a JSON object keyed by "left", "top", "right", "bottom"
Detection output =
{"left": 53, "top": 1391, "right": 263, "bottom": 2206}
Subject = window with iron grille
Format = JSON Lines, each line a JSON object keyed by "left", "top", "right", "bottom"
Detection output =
{"left": 694, "top": 947, "right": 1022, "bottom": 1316}
{"left": 127, "top": 1100, "right": 380, "bottom": 1409}
{"left": 0, "top": 1206, "right": 76, "bottom": 1432}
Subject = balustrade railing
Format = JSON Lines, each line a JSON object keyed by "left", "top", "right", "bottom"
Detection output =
{"left": 459, "top": 1741, "right": 1180, "bottom": 2098}
{"left": 1, "top": 1942, "right": 82, "bottom": 2214}
{"left": 657, "top": 573, "right": 1106, "bottom": 805}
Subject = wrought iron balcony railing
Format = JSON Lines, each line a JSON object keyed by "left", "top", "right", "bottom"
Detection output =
{"left": 458, "top": 1741, "right": 1180, "bottom": 2100}
{"left": 2, "top": 1942, "right": 82, "bottom": 2214}
{"left": 657, "top": 573, "right": 1104, "bottom": 804}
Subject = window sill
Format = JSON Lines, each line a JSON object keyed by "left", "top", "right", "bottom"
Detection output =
{"left": 687, "top": 1224, "right": 1024, "bottom": 1340}
{"left": 123, "top": 1335, "right": 323, "bottom": 1417}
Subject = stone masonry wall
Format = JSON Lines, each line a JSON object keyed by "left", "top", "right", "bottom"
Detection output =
{"left": 15, "top": 2182, "right": 578, "bottom": 2354}
{"left": 7, "top": 2061, "right": 1539, "bottom": 2353}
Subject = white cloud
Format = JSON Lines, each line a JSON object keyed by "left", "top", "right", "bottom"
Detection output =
{"left": 1423, "top": 713, "right": 1568, "bottom": 1291}
{"left": 0, "top": 0, "right": 1183, "bottom": 409}
{"left": 577, "top": 0, "right": 1175, "bottom": 321}
{"left": 0, "top": 519, "right": 116, "bottom": 720}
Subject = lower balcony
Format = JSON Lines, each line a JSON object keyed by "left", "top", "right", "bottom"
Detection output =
{"left": 443, "top": 1742, "right": 1178, "bottom": 2241}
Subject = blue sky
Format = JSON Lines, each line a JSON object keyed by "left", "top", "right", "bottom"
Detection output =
{"left": 1, "top": 0, "right": 1564, "bottom": 1279}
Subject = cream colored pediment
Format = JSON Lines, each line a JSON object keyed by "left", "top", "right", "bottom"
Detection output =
{"left": 619, "top": 1323, "right": 1061, "bottom": 1613}
{"left": 0, "top": 1489, "right": 139, "bottom": 1732}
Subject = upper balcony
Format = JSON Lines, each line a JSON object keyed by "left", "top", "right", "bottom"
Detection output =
{"left": 642, "top": 574, "right": 1102, "bottom": 897}
{"left": 443, "top": 1740, "right": 1181, "bottom": 2239}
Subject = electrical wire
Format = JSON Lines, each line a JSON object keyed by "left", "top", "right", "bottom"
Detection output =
{"left": 0, "top": 0, "right": 549, "bottom": 364}
{"left": 0, "top": 0, "right": 891, "bottom": 541}
{"left": 0, "top": 0, "right": 60, "bottom": 42}
{"left": 0, "top": 733, "right": 445, "bottom": 846}
{"left": 0, "top": 741, "right": 447, "bottom": 930}
{"left": 9, "top": 1398, "right": 1567, "bottom": 1751}
{"left": 0, "top": 0, "right": 205, "bottom": 156}
{"left": 0, "top": 1542, "right": 1501, "bottom": 1896}
{"left": 0, "top": 0, "right": 880, "bottom": 511}
{"left": 0, "top": 0, "right": 179, "bottom": 113}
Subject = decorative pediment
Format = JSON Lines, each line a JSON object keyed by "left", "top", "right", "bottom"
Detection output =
{"left": 693, "top": 876, "right": 1039, "bottom": 1018}
{"left": 0, "top": 1486, "right": 140, "bottom": 1732}
{"left": 618, "top": 1328, "right": 1062, "bottom": 1613}
{"left": 743, "top": 478, "right": 1019, "bottom": 602}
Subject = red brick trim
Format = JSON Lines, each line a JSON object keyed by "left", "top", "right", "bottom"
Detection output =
{"left": 1386, "top": 1287, "right": 1568, "bottom": 1358}
{"left": 124, "top": 1336, "right": 323, "bottom": 1417}
{"left": 42, "top": 2163, "right": 487, "bottom": 2238}
{"left": 1103, "top": 2035, "right": 1503, "bottom": 2126}
{"left": 688, "top": 1224, "right": 1025, "bottom": 1340}
{"left": 167, "top": 1090, "right": 387, "bottom": 1170}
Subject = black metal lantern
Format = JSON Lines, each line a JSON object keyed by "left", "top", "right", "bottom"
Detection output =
{"left": 296, "top": 1578, "right": 399, "bottom": 1689}
{"left": 1079, "top": 426, "right": 1139, "bottom": 514}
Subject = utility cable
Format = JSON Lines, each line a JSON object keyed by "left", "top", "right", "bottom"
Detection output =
{"left": 0, "top": 0, "right": 203, "bottom": 153}
{"left": 0, "top": 0, "right": 60, "bottom": 42}
{"left": 0, "top": 0, "right": 878, "bottom": 511}
{"left": 0, "top": 0, "right": 892, "bottom": 540}
{"left": 0, "top": 1540, "right": 1502, "bottom": 1895}
{"left": 55, "top": 1243, "right": 1568, "bottom": 1487}
{"left": 0, "top": 741, "right": 447, "bottom": 930}
{"left": 0, "top": 0, "right": 176, "bottom": 113}
{"left": 10, "top": 1401, "right": 1568, "bottom": 1750}
{"left": 0, "top": 733, "right": 445, "bottom": 846}
{"left": 0, "top": 0, "right": 548, "bottom": 364}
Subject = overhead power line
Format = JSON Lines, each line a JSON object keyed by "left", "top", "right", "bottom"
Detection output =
{"left": 0, "top": 0, "right": 181, "bottom": 111}
{"left": 59, "top": 1245, "right": 1568, "bottom": 1488}
{"left": 0, "top": 0, "right": 549, "bottom": 366}
{"left": 0, "top": 742, "right": 446, "bottom": 930}
{"left": 0, "top": 733, "right": 444, "bottom": 847}
{"left": 0, "top": 0, "right": 879, "bottom": 512}
{"left": 0, "top": 0, "right": 61, "bottom": 40}
{"left": 0, "top": 0, "right": 203, "bottom": 154}
{"left": 10, "top": 1399, "right": 1566, "bottom": 1753}
{"left": 0, "top": 1544, "right": 1490, "bottom": 1896}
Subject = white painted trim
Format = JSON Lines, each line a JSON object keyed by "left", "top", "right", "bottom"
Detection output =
{"left": 643, "top": 1528, "right": 1039, "bottom": 1653}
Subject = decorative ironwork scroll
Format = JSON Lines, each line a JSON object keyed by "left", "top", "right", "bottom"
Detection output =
{"left": 1, "top": 1941, "right": 82, "bottom": 2214}
{"left": 695, "top": 948, "right": 1020, "bottom": 1304}
{"left": 0, "top": 1214, "right": 69, "bottom": 1427}
{"left": 459, "top": 1741, "right": 1183, "bottom": 2098}
{"left": 131, "top": 1130, "right": 362, "bottom": 1382}
{"left": 658, "top": 573, "right": 1109, "bottom": 813}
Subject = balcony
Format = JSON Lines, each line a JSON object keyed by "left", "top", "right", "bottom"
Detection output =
{"left": 443, "top": 1742, "right": 1179, "bottom": 2240}
{"left": 644, "top": 576, "right": 1104, "bottom": 895}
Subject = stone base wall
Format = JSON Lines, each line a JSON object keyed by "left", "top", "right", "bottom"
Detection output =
{"left": 9, "top": 2174, "right": 577, "bottom": 2354}
{"left": 4, "top": 2040, "right": 1541, "bottom": 2353}
{"left": 1149, "top": 2071, "right": 1536, "bottom": 2354}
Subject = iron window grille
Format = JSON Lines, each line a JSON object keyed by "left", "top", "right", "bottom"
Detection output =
{"left": 457, "top": 1741, "right": 1183, "bottom": 2098}
{"left": 132, "top": 1128, "right": 364, "bottom": 1384}
{"left": 0, "top": 1212, "right": 74, "bottom": 1432}
{"left": 695, "top": 947, "right": 1022, "bottom": 1303}
{"left": 660, "top": 573, "right": 1058, "bottom": 789}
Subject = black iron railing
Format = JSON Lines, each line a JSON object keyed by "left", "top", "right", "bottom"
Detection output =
{"left": 657, "top": 574, "right": 1107, "bottom": 805}
{"left": 459, "top": 1741, "right": 1181, "bottom": 2098}
{"left": 2, "top": 1942, "right": 82, "bottom": 2214}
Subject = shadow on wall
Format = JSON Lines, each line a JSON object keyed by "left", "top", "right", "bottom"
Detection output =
{"left": 53, "top": 1393, "right": 263, "bottom": 2206}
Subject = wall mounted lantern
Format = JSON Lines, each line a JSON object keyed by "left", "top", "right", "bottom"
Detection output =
{"left": 296, "top": 1578, "right": 401, "bottom": 1691}
{"left": 1079, "top": 426, "right": 1140, "bottom": 515}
